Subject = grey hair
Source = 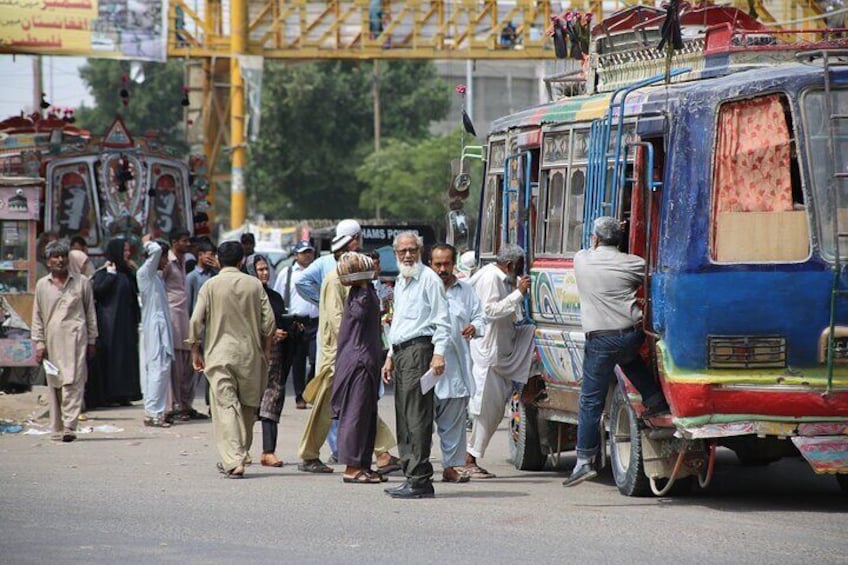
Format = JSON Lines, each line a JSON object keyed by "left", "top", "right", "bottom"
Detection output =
{"left": 496, "top": 244, "right": 525, "bottom": 265}
{"left": 392, "top": 231, "right": 424, "bottom": 250}
{"left": 592, "top": 216, "right": 622, "bottom": 247}
{"left": 45, "top": 240, "right": 70, "bottom": 259}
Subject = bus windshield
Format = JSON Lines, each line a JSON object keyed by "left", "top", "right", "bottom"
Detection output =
{"left": 803, "top": 88, "right": 848, "bottom": 259}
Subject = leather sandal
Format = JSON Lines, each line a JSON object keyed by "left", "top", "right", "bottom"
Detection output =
{"left": 342, "top": 470, "right": 382, "bottom": 484}
{"left": 260, "top": 453, "right": 284, "bottom": 467}
{"left": 297, "top": 459, "right": 334, "bottom": 473}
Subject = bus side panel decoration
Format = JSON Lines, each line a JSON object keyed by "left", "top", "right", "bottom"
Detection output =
{"left": 47, "top": 161, "right": 100, "bottom": 246}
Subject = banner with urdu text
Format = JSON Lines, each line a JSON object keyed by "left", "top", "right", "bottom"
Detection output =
{"left": 0, "top": 0, "right": 168, "bottom": 61}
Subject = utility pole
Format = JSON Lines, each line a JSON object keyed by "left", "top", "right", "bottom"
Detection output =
{"left": 32, "top": 56, "right": 43, "bottom": 114}
{"left": 230, "top": 0, "right": 248, "bottom": 230}
{"left": 373, "top": 59, "right": 382, "bottom": 220}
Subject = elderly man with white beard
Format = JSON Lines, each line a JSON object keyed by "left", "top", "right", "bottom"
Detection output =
{"left": 381, "top": 231, "right": 451, "bottom": 499}
{"left": 463, "top": 244, "right": 535, "bottom": 479}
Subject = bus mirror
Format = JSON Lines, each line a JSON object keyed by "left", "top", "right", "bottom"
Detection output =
{"left": 454, "top": 172, "right": 471, "bottom": 192}
{"left": 447, "top": 210, "right": 469, "bottom": 249}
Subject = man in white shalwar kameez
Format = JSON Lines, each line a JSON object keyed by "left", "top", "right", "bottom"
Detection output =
{"left": 464, "top": 244, "right": 535, "bottom": 478}
{"left": 137, "top": 236, "right": 175, "bottom": 427}
{"left": 430, "top": 245, "right": 485, "bottom": 483}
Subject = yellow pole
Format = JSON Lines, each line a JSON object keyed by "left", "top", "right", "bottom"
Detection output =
{"left": 230, "top": 0, "right": 248, "bottom": 229}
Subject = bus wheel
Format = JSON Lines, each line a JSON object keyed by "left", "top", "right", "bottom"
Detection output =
{"left": 837, "top": 474, "right": 848, "bottom": 494}
{"left": 509, "top": 389, "right": 546, "bottom": 471}
{"left": 609, "top": 385, "right": 651, "bottom": 497}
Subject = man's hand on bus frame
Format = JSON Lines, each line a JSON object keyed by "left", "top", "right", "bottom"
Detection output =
{"left": 517, "top": 275, "right": 531, "bottom": 295}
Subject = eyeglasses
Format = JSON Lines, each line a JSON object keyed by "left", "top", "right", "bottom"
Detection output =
{"left": 396, "top": 247, "right": 420, "bottom": 256}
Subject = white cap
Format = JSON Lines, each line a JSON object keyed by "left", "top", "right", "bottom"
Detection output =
{"left": 458, "top": 250, "right": 476, "bottom": 273}
{"left": 335, "top": 219, "right": 361, "bottom": 239}
{"left": 331, "top": 219, "right": 361, "bottom": 253}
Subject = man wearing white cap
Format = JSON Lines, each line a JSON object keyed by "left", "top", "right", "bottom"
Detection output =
{"left": 296, "top": 219, "right": 362, "bottom": 305}
{"left": 273, "top": 239, "right": 318, "bottom": 409}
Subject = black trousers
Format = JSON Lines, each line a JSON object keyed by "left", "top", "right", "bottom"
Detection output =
{"left": 291, "top": 319, "right": 318, "bottom": 400}
{"left": 392, "top": 341, "right": 435, "bottom": 488}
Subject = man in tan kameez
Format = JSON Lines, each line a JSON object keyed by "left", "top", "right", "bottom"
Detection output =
{"left": 31, "top": 241, "right": 98, "bottom": 443}
{"left": 297, "top": 238, "right": 398, "bottom": 474}
{"left": 188, "top": 241, "right": 275, "bottom": 478}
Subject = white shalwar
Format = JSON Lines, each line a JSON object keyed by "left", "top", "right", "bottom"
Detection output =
{"left": 467, "top": 263, "right": 535, "bottom": 459}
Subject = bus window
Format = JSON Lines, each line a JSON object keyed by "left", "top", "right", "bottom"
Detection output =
{"left": 544, "top": 171, "right": 566, "bottom": 254}
{"left": 564, "top": 167, "right": 585, "bottom": 252}
{"left": 479, "top": 175, "right": 502, "bottom": 256}
{"left": 49, "top": 163, "right": 100, "bottom": 246}
{"left": 534, "top": 170, "right": 549, "bottom": 256}
{"left": 803, "top": 88, "right": 848, "bottom": 260}
{"left": 710, "top": 93, "right": 808, "bottom": 262}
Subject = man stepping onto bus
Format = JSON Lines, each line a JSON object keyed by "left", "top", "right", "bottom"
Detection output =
{"left": 563, "top": 216, "right": 669, "bottom": 487}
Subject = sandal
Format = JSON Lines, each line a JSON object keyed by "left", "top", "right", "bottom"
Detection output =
{"left": 342, "top": 470, "right": 382, "bottom": 484}
{"left": 216, "top": 462, "right": 244, "bottom": 479}
{"left": 462, "top": 464, "right": 496, "bottom": 479}
{"left": 368, "top": 469, "right": 389, "bottom": 483}
{"left": 376, "top": 455, "right": 402, "bottom": 475}
{"left": 297, "top": 459, "right": 334, "bottom": 473}
{"left": 144, "top": 417, "right": 172, "bottom": 428}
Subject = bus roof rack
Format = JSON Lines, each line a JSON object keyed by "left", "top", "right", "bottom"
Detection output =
{"left": 584, "top": 6, "right": 848, "bottom": 94}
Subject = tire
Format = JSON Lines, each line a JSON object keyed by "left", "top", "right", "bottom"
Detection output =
{"left": 609, "top": 384, "right": 651, "bottom": 497}
{"left": 509, "top": 390, "right": 546, "bottom": 471}
{"left": 837, "top": 474, "right": 848, "bottom": 494}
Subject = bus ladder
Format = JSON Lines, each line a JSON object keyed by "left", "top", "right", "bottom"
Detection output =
{"left": 582, "top": 68, "right": 690, "bottom": 249}
{"left": 821, "top": 50, "right": 848, "bottom": 394}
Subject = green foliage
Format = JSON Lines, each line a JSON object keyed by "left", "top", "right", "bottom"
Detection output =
{"left": 75, "top": 59, "right": 188, "bottom": 155}
{"left": 357, "top": 129, "right": 483, "bottom": 226}
{"left": 247, "top": 60, "right": 450, "bottom": 220}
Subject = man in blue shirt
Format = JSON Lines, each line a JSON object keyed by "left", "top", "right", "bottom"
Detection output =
{"left": 381, "top": 232, "right": 451, "bottom": 499}
{"left": 296, "top": 219, "right": 362, "bottom": 305}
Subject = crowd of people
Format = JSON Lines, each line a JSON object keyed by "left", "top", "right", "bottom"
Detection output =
{"left": 31, "top": 215, "right": 667, "bottom": 497}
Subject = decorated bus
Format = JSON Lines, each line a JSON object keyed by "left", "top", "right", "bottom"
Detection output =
{"left": 470, "top": 6, "right": 848, "bottom": 495}
{"left": 0, "top": 112, "right": 208, "bottom": 375}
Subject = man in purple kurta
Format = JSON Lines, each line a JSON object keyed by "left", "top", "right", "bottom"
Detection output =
{"left": 331, "top": 254, "right": 384, "bottom": 483}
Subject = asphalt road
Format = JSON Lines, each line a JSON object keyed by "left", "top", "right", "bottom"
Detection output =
{"left": 1, "top": 393, "right": 846, "bottom": 565}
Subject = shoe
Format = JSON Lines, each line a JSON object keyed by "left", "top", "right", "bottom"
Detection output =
{"left": 387, "top": 482, "right": 435, "bottom": 499}
{"left": 562, "top": 461, "right": 597, "bottom": 487}
{"left": 295, "top": 399, "right": 308, "bottom": 410}
{"left": 187, "top": 409, "right": 209, "bottom": 420}
{"left": 342, "top": 469, "right": 382, "bottom": 484}
{"left": 642, "top": 401, "right": 671, "bottom": 419}
{"left": 61, "top": 432, "right": 76, "bottom": 443}
{"left": 327, "top": 454, "right": 339, "bottom": 465}
{"left": 384, "top": 481, "right": 409, "bottom": 494}
{"left": 442, "top": 467, "right": 470, "bottom": 483}
{"left": 260, "top": 453, "right": 284, "bottom": 467}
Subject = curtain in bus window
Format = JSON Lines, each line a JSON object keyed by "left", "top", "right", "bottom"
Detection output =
{"left": 565, "top": 168, "right": 585, "bottom": 252}
{"left": 713, "top": 95, "right": 793, "bottom": 214}
{"left": 712, "top": 94, "right": 807, "bottom": 262}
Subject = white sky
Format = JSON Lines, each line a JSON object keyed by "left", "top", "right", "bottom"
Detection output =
{"left": 0, "top": 55, "right": 94, "bottom": 118}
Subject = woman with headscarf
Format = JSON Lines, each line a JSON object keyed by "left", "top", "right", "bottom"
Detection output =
{"left": 68, "top": 249, "right": 95, "bottom": 277}
{"left": 87, "top": 238, "right": 141, "bottom": 409}
{"left": 246, "top": 253, "right": 293, "bottom": 468}
{"left": 331, "top": 252, "right": 383, "bottom": 484}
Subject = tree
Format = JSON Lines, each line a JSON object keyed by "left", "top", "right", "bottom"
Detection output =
{"left": 76, "top": 59, "right": 188, "bottom": 155}
{"left": 356, "top": 129, "right": 482, "bottom": 227}
{"left": 246, "top": 60, "right": 449, "bottom": 220}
